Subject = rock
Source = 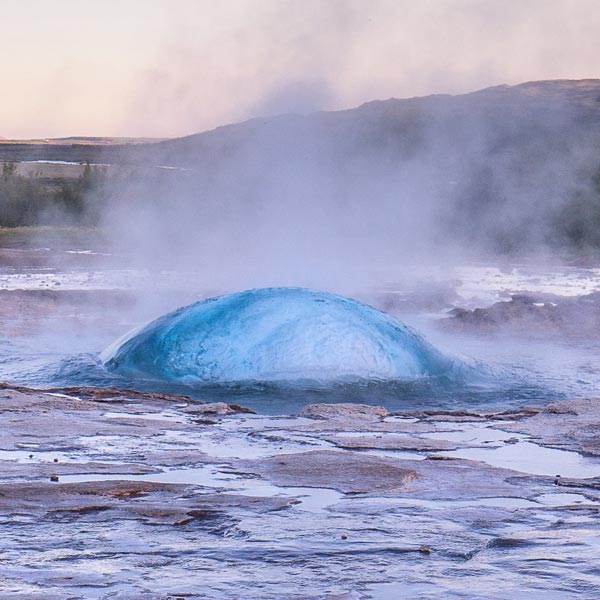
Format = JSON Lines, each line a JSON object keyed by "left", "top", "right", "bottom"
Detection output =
{"left": 554, "top": 476, "right": 600, "bottom": 490}
{"left": 299, "top": 403, "right": 388, "bottom": 421}
{"left": 324, "top": 433, "right": 458, "bottom": 452}
{"left": 240, "top": 450, "right": 416, "bottom": 494}
{"left": 444, "top": 292, "right": 600, "bottom": 340}
{"left": 190, "top": 402, "right": 234, "bottom": 415}
{"left": 184, "top": 402, "right": 254, "bottom": 415}
{"left": 1, "top": 382, "right": 598, "bottom": 598}
{"left": 501, "top": 397, "right": 600, "bottom": 456}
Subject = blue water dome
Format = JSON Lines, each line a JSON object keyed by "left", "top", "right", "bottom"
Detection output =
{"left": 102, "top": 287, "right": 460, "bottom": 385}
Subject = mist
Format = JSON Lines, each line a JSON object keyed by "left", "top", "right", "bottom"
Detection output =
{"left": 94, "top": 80, "right": 600, "bottom": 298}
{"left": 5, "top": 6, "right": 600, "bottom": 596}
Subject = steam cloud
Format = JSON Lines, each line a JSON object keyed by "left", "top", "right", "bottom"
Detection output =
{"left": 96, "top": 80, "right": 600, "bottom": 297}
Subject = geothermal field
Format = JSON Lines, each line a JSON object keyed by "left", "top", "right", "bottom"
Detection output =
{"left": 3, "top": 2, "right": 600, "bottom": 599}
{"left": 3, "top": 231, "right": 600, "bottom": 599}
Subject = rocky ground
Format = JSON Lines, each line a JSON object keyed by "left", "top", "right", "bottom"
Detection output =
{"left": 2, "top": 384, "right": 600, "bottom": 599}
{"left": 3, "top": 248, "right": 600, "bottom": 597}
{"left": 444, "top": 292, "right": 600, "bottom": 340}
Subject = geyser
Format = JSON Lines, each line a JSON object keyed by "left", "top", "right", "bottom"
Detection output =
{"left": 102, "top": 287, "right": 459, "bottom": 384}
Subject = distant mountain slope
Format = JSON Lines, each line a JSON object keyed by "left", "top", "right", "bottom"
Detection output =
{"left": 3, "top": 80, "right": 600, "bottom": 259}
{"left": 143, "top": 78, "right": 600, "bottom": 166}
{"left": 2, "top": 79, "right": 599, "bottom": 167}
{"left": 117, "top": 79, "right": 600, "bottom": 256}
{"left": 2, "top": 79, "right": 599, "bottom": 166}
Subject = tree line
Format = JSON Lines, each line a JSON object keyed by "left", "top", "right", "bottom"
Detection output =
{"left": 0, "top": 161, "right": 103, "bottom": 227}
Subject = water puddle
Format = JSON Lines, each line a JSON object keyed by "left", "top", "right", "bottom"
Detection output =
{"left": 536, "top": 492, "right": 591, "bottom": 506}
{"left": 454, "top": 265, "right": 600, "bottom": 307}
{"left": 361, "top": 449, "right": 428, "bottom": 461}
{"left": 438, "top": 441, "right": 600, "bottom": 478}
{"left": 161, "top": 429, "right": 329, "bottom": 460}
{"left": 421, "top": 422, "right": 527, "bottom": 446}
{"left": 59, "top": 464, "right": 263, "bottom": 489}
{"left": 58, "top": 466, "right": 342, "bottom": 512}
{"left": 383, "top": 416, "right": 419, "bottom": 424}
{"left": 102, "top": 410, "right": 188, "bottom": 424}
{"left": 44, "top": 392, "right": 82, "bottom": 401}
{"left": 343, "top": 494, "right": 538, "bottom": 511}
{"left": 0, "top": 449, "right": 78, "bottom": 463}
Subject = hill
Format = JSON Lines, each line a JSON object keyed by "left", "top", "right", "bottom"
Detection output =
{"left": 127, "top": 79, "right": 600, "bottom": 257}
{"left": 147, "top": 79, "right": 600, "bottom": 167}
{"left": 2, "top": 80, "right": 600, "bottom": 258}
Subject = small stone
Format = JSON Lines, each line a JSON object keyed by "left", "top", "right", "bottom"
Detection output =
{"left": 53, "top": 458, "right": 59, "bottom": 463}
{"left": 192, "top": 418, "right": 216, "bottom": 425}
{"left": 50, "top": 475, "right": 59, "bottom": 482}
{"left": 419, "top": 546, "right": 431, "bottom": 554}
{"left": 29, "top": 454, "right": 33, "bottom": 459}
{"left": 341, "top": 533, "right": 348, "bottom": 540}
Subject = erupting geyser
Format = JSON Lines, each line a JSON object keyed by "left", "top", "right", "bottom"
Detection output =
{"left": 102, "top": 288, "right": 460, "bottom": 384}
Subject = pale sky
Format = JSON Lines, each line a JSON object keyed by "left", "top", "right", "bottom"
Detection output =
{"left": 1, "top": 0, "right": 599, "bottom": 139}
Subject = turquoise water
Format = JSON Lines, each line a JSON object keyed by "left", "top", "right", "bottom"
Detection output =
{"left": 2, "top": 273, "right": 599, "bottom": 414}
{"left": 103, "top": 288, "right": 464, "bottom": 384}
{"left": 0, "top": 319, "right": 578, "bottom": 415}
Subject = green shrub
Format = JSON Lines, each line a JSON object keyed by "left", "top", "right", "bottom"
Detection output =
{"left": 0, "top": 161, "right": 108, "bottom": 227}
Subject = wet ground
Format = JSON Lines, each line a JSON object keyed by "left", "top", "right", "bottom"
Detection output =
{"left": 3, "top": 252, "right": 600, "bottom": 410}
{"left": 2, "top": 385, "right": 600, "bottom": 599}
{"left": 3, "top": 244, "right": 600, "bottom": 597}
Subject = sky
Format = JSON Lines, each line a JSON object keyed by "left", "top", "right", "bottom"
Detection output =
{"left": 1, "top": 0, "right": 600, "bottom": 139}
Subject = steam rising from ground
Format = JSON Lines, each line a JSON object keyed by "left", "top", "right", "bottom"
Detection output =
{"left": 98, "top": 81, "right": 600, "bottom": 294}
